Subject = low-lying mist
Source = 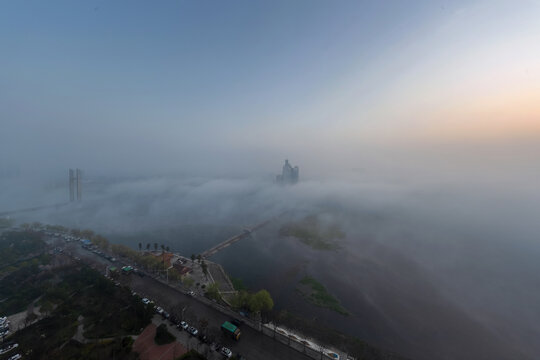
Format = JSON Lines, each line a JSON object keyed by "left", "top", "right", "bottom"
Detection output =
{"left": 2, "top": 146, "right": 539, "bottom": 359}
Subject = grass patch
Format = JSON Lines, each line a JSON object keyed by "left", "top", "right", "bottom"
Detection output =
{"left": 279, "top": 215, "right": 344, "bottom": 251}
{"left": 0, "top": 230, "right": 47, "bottom": 267}
{"left": 155, "top": 324, "right": 176, "bottom": 345}
{"left": 297, "top": 276, "right": 349, "bottom": 316}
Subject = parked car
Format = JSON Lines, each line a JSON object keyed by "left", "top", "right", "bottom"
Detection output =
{"left": 162, "top": 311, "right": 170, "bottom": 319}
{"left": 155, "top": 306, "right": 164, "bottom": 315}
{"left": 142, "top": 298, "right": 151, "bottom": 305}
{"left": 187, "top": 291, "right": 195, "bottom": 296}
{"left": 8, "top": 354, "right": 22, "bottom": 360}
{"left": 188, "top": 326, "right": 198, "bottom": 336}
{"left": 220, "top": 347, "right": 232, "bottom": 358}
{"left": 179, "top": 321, "right": 189, "bottom": 330}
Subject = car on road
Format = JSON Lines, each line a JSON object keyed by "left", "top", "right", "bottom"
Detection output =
{"left": 178, "top": 321, "right": 188, "bottom": 330}
{"left": 141, "top": 298, "right": 151, "bottom": 305}
{"left": 220, "top": 347, "right": 232, "bottom": 358}
{"left": 8, "top": 354, "right": 22, "bottom": 360}
{"left": 188, "top": 326, "right": 198, "bottom": 336}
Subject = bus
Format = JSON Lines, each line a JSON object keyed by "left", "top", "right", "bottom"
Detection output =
{"left": 221, "top": 321, "right": 241, "bottom": 340}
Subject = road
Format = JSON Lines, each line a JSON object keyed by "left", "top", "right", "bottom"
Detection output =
{"left": 66, "top": 240, "right": 311, "bottom": 360}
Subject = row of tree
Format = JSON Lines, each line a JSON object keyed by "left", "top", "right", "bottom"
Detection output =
{"left": 230, "top": 289, "right": 274, "bottom": 313}
{"left": 138, "top": 242, "right": 170, "bottom": 253}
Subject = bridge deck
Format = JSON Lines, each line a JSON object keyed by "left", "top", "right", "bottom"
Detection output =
{"left": 200, "top": 219, "right": 272, "bottom": 259}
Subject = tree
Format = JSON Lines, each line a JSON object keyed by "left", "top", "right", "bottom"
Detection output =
{"left": 196, "top": 254, "right": 202, "bottom": 264}
{"left": 154, "top": 243, "right": 158, "bottom": 251}
{"left": 205, "top": 282, "right": 221, "bottom": 301}
{"left": 191, "top": 254, "right": 195, "bottom": 263}
{"left": 146, "top": 243, "right": 150, "bottom": 250}
{"left": 138, "top": 242, "right": 142, "bottom": 252}
{"left": 91, "top": 235, "right": 109, "bottom": 250}
{"left": 166, "top": 246, "right": 170, "bottom": 252}
{"left": 231, "top": 290, "right": 250, "bottom": 310}
{"left": 248, "top": 290, "right": 274, "bottom": 313}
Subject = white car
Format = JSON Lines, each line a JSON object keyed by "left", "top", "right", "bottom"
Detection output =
{"left": 155, "top": 306, "right": 164, "bottom": 315}
{"left": 8, "top": 354, "right": 22, "bottom": 360}
{"left": 187, "top": 291, "right": 195, "bottom": 296}
{"left": 220, "top": 347, "right": 232, "bottom": 358}
{"left": 188, "top": 326, "right": 198, "bottom": 336}
{"left": 179, "top": 321, "right": 188, "bottom": 330}
{"left": 142, "top": 298, "right": 151, "bottom": 305}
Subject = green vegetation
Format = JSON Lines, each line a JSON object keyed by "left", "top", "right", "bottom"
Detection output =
{"left": 155, "top": 323, "right": 176, "bottom": 345}
{"left": 6, "top": 265, "right": 152, "bottom": 359}
{"left": 0, "top": 230, "right": 47, "bottom": 267}
{"left": 91, "top": 234, "right": 110, "bottom": 250}
{"left": 230, "top": 289, "right": 274, "bottom": 313}
{"left": 297, "top": 276, "right": 349, "bottom": 316}
{"left": 279, "top": 215, "right": 345, "bottom": 251}
{"left": 0, "top": 255, "right": 52, "bottom": 314}
{"left": 205, "top": 282, "right": 221, "bottom": 301}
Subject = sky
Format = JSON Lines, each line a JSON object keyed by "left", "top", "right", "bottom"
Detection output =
{"left": 1, "top": 0, "right": 540, "bottom": 179}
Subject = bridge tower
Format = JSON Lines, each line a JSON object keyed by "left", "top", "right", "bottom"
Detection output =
{"left": 69, "top": 168, "right": 82, "bottom": 201}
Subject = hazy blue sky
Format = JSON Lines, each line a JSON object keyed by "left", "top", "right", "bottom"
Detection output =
{"left": 1, "top": 0, "right": 539, "bottom": 177}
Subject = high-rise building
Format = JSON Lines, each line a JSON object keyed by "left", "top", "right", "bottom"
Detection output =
{"left": 276, "top": 159, "right": 299, "bottom": 185}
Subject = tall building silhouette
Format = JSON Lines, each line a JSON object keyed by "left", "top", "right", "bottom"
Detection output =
{"left": 276, "top": 159, "right": 299, "bottom": 185}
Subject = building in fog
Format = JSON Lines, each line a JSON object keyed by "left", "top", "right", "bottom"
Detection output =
{"left": 276, "top": 159, "right": 299, "bottom": 185}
